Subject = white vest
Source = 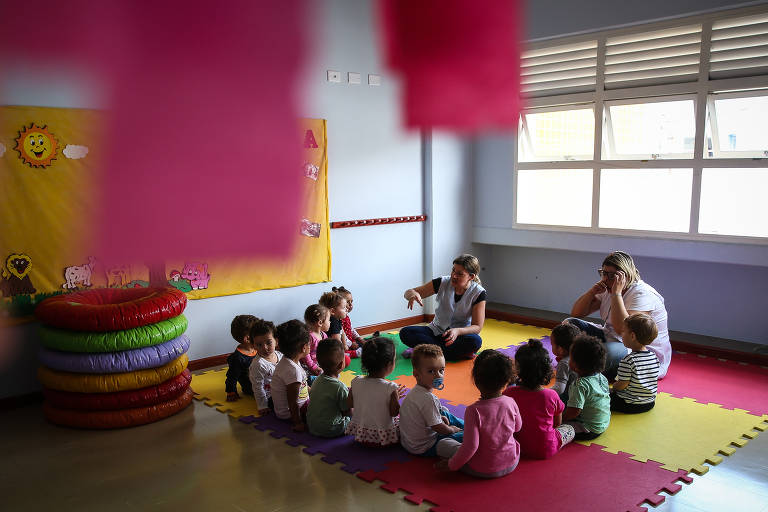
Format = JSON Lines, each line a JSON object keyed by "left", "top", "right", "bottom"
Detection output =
{"left": 428, "top": 276, "right": 485, "bottom": 335}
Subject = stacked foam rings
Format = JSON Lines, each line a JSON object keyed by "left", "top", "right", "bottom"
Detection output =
{"left": 34, "top": 287, "right": 194, "bottom": 429}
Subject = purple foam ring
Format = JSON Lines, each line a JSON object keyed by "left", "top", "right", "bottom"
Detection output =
{"left": 38, "top": 334, "right": 191, "bottom": 374}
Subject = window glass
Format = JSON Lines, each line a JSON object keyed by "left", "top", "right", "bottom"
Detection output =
{"left": 599, "top": 168, "right": 692, "bottom": 232}
{"left": 604, "top": 99, "right": 696, "bottom": 159}
{"left": 705, "top": 95, "right": 768, "bottom": 158}
{"left": 518, "top": 108, "right": 594, "bottom": 162}
{"left": 699, "top": 168, "right": 768, "bottom": 237}
{"left": 516, "top": 169, "right": 593, "bottom": 227}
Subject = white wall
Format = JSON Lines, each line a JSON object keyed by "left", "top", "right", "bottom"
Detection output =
{"left": 474, "top": 0, "right": 768, "bottom": 346}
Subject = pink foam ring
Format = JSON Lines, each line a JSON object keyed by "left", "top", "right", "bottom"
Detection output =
{"left": 378, "top": 0, "right": 523, "bottom": 131}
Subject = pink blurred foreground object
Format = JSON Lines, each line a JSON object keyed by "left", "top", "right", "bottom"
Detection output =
{"left": 379, "top": 0, "right": 523, "bottom": 132}
{"left": 0, "top": 1, "right": 306, "bottom": 261}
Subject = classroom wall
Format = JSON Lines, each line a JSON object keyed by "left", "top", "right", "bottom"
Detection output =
{"left": 474, "top": 0, "right": 768, "bottom": 346}
{"left": 1, "top": 0, "right": 457, "bottom": 399}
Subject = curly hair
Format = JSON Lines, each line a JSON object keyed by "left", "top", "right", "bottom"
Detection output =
{"left": 472, "top": 349, "right": 515, "bottom": 395}
{"left": 411, "top": 343, "right": 444, "bottom": 370}
{"left": 624, "top": 313, "right": 658, "bottom": 345}
{"left": 249, "top": 318, "right": 276, "bottom": 340}
{"left": 361, "top": 336, "right": 396, "bottom": 376}
{"left": 569, "top": 334, "right": 606, "bottom": 376}
{"left": 316, "top": 338, "right": 345, "bottom": 374}
{"left": 231, "top": 315, "right": 257, "bottom": 343}
{"left": 319, "top": 291, "right": 344, "bottom": 310}
{"left": 551, "top": 322, "right": 580, "bottom": 352}
{"left": 514, "top": 339, "right": 553, "bottom": 389}
{"left": 275, "top": 319, "right": 310, "bottom": 358}
{"left": 304, "top": 304, "right": 329, "bottom": 326}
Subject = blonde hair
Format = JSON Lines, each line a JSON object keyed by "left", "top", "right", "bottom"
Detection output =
{"left": 603, "top": 251, "right": 640, "bottom": 287}
{"left": 453, "top": 254, "right": 481, "bottom": 284}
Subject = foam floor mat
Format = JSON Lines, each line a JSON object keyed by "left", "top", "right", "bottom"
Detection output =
{"left": 358, "top": 442, "right": 693, "bottom": 512}
{"left": 659, "top": 351, "right": 768, "bottom": 416}
{"left": 190, "top": 368, "right": 262, "bottom": 418}
{"left": 579, "top": 392, "right": 768, "bottom": 475}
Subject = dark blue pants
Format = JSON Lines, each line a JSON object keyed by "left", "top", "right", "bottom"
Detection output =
{"left": 399, "top": 325, "right": 482, "bottom": 360}
{"left": 564, "top": 317, "right": 628, "bottom": 381}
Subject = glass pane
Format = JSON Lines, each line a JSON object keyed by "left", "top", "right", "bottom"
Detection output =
{"left": 705, "top": 96, "right": 768, "bottom": 157}
{"left": 699, "top": 168, "right": 768, "bottom": 237}
{"left": 599, "top": 169, "right": 692, "bottom": 232}
{"left": 517, "top": 169, "right": 593, "bottom": 227}
{"left": 605, "top": 100, "right": 695, "bottom": 159}
{"left": 519, "top": 108, "right": 594, "bottom": 162}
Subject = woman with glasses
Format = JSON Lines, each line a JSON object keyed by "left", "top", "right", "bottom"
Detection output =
{"left": 400, "top": 254, "right": 486, "bottom": 361}
{"left": 567, "top": 251, "right": 670, "bottom": 379}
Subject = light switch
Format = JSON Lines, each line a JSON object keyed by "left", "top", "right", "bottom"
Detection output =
{"left": 327, "top": 70, "right": 341, "bottom": 83}
{"left": 348, "top": 72, "right": 361, "bottom": 85}
{"left": 368, "top": 74, "right": 381, "bottom": 86}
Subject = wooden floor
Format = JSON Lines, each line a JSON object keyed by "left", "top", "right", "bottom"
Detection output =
{"left": 1, "top": 387, "right": 767, "bottom": 512}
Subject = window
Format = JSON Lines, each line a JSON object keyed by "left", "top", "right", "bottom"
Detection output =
{"left": 514, "top": 7, "right": 768, "bottom": 243}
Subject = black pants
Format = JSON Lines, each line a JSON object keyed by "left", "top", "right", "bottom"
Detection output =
{"left": 610, "top": 392, "right": 655, "bottom": 414}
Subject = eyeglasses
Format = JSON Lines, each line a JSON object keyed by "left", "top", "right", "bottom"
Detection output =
{"left": 597, "top": 269, "right": 618, "bottom": 278}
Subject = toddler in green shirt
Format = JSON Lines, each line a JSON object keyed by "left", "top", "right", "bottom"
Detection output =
{"left": 307, "top": 339, "right": 351, "bottom": 437}
{"left": 563, "top": 334, "right": 611, "bottom": 441}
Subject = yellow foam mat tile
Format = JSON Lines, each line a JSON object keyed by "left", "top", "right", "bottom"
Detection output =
{"left": 191, "top": 368, "right": 263, "bottom": 419}
{"left": 480, "top": 319, "right": 551, "bottom": 350}
{"left": 579, "top": 392, "right": 768, "bottom": 475}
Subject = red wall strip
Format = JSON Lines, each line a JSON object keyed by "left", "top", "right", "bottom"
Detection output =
{"left": 330, "top": 215, "right": 427, "bottom": 229}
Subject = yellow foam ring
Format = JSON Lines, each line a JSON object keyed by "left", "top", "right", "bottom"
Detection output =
{"left": 577, "top": 393, "right": 768, "bottom": 474}
{"left": 38, "top": 353, "right": 188, "bottom": 393}
{"left": 190, "top": 368, "right": 262, "bottom": 419}
{"left": 479, "top": 319, "right": 552, "bottom": 350}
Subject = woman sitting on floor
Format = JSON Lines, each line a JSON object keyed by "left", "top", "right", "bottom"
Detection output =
{"left": 400, "top": 254, "right": 487, "bottom": 361}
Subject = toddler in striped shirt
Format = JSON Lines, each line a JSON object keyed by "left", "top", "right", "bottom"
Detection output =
{"left": 611, "top": 313, "right": 660, "bottom": 413}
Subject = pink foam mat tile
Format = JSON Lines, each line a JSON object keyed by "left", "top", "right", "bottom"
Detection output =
{"left": 659, "top": 351, "right": 768, "bottom": 416}
{"left": 357, "top": 442, "right": 692, "bottom": 512}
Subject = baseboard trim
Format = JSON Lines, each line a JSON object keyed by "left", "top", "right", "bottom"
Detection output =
{"left": 486, "top": 308, "right": 768, "bottom": 366}
{"left": 188, "top": 354, "right": 228, "bottom": 371}
{"left": 356, "top": 315, "right": 428, "bottom": 335}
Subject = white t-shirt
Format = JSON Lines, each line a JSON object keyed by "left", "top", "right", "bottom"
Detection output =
{"left": 248, "top": 351, "right": 283, "bottom": 410}
{"left": 345, "top": 377, "right": 400, "bottom": 446}
{"left": 271, "top": 357, "right": 309, "bottom": 420}
{"left": 597, "top": 280, "right": 671, "bottom": 378}
{"left": 399, "top": 385, "right": 444, "bottom": 454}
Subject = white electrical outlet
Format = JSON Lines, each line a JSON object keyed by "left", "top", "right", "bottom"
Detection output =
{"left": 348, "top": 72, "right": 361, "bottom": 85}
{"left": 368, "top": 74, "right": 381, "bottom": 86}
{"left": 327, "top": 70, "right": 341, "bottom": 83}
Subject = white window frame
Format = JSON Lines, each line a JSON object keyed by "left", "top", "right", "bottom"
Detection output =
{"left": 705, "top": 88, "right": 768, "bottom": 158}
{"left": 518, "top": 103, "right": 596, "bottom": 162}
{"left": 513, "top": 7, "right": 768, "bottom": 245}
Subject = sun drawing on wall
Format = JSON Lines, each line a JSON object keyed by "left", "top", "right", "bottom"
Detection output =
{"left": 14, "top": 123, "right": 59, "bottom": 168}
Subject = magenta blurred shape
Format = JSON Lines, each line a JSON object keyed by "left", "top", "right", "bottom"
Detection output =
{"left": 0, "top": 1, "right": 306, "bottom": 261}
{"left": 379, "top": 0, "right": 523, "bottom": 132}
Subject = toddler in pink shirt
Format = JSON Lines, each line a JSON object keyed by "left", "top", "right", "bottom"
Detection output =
{"left": 505, "top": 339, "right": 575, "bottom": 459}
{"left": 436, "top": 350, "right": 522, "bottom": 478}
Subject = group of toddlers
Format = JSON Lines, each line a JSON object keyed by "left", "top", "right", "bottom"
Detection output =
{"left": 223, "top": 289, "right": 661, "bottom": 479}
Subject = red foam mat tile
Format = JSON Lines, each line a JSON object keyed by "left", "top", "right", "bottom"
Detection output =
{"left": 358, "top": 442, "right": 690, "bottom": 512}
{"left": 659, "top": 351, "right": 768, "bottom": 416}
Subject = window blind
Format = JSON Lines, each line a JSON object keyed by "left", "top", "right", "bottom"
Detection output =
{"left": 711, "top": 12, "right": 768, "bottom": 79}
{"left": 521, "top": 40, "right": 597, "bottom": 97}
{"left": 604, "top": 25, "right": 702, "bottom": 89}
